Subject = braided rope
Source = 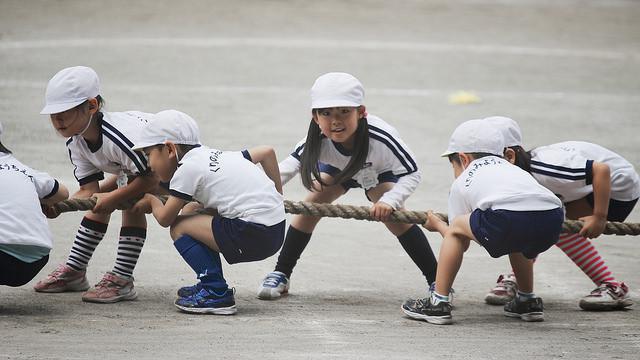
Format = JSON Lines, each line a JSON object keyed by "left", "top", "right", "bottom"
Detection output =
{"left": 51, "top": 197, "right": 640, "bottom": 236}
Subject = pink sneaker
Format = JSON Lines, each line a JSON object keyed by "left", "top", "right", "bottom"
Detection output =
{"left": 33, "top": 264, "right": 90, "bottom": 293}
{"left": 82, "top": 272, "right": 138, "bottom": 304}
{"left": 579, "top": 282, "right": 633, "bottom": 311}
{"left": 485, "top": 273, "right": 518, "bottom": 305}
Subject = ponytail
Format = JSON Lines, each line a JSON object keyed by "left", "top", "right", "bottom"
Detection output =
{"left": 509, "top": 146, "right": 532, "bottom": 173}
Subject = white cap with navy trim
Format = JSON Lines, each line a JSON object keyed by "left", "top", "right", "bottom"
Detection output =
{"left": 441, "top": 119, "right": 506, "bottom": 157}
{"left": 132, "top": 110, "right": 201, "bottom": 150}
{"left": 484, "top": 116, "right": 523, "bottom": 147}
{"left": 310, "top": 72, "right": 364, "bottom": 109}
{"left": 41, "top": 66, "right": 100, "bottom": 115}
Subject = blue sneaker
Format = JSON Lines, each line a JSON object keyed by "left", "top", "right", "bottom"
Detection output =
{"left": 257, "top": 271, "right": 289, "bottom": 300}
{"left": 174, "top": 287, "right": 237, "bottom": 315}
{"left": 177, "top": 282, "right": 203, "bottom": 298}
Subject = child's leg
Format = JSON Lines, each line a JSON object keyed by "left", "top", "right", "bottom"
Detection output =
{"left": 111, "top": 209, "right": 147, "bottom": 279}
{"left": 367, "top": 182, "right": 438, "bottom": 285}
{"left": 504, "top": 252, "right": 544, "bottom": 322}
{"left": 508, "top": 253, "right": 534, "bottom": 293}
{"left": 273, "top": 177, "right": 346, "bottom": 278}
{"left": 34, "top": 210, "right": 109, "bottom": 293}
{"left": 170, "top": 214, "right": 228, "bottom": 292}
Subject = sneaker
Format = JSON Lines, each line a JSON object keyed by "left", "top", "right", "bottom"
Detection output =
{"left": 401, "top": 297, "right": 453, "bottom": 325}
{"left": 504, "top": 296, "right": 544, "bottom": 322}
{"left": 177, "top": 282, "right": 203, "bottom": 298}
{"left": 33, "top": 264, "right": 90, "bottom": 293}
{"left": 579, "top": 282, "right": 633, "bottom": 311}
{"left": 485, "top": 273, "right": 518, "bottom": 305}
{"left": 257, "top": 271, "right": 289, "bottom": 300}
{"left": 428, "top": 283, "right": 455, "bottom": 306}
{"left": 174, "top": 287, "right": 237, "bottom": 315}
{"left": 82, "top": 272, "right": 138, "bottom": 303}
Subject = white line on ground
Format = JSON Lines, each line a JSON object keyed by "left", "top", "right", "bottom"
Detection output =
{"left": 2, "top": 80, "right": 639, "bottom": 102}
{"left": 0, "top": 37, "right": 637, "bottom": 61}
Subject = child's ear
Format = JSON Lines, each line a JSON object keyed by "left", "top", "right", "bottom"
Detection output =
{"left": 358, "top": 105, "right": 367, "bottom": 118}
{"left": 87, "top": 98, "right": 99, "bottom": 115}
{"left": 504, "top": 148, "right": 517, "bottom": 164}
{"left": 459, "top": 152, "right": 472, "bottom": 168}
{"left": 165, "top": 142, "right": 178, "bottom": 159}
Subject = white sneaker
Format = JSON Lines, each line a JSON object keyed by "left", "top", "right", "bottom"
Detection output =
{"left": 579, "top": 282, "right": 633, "bottom": 311}
{"left": 257, "top": 271, "right": 289, "bottom": 300}
{"left": 485, "top": 273, "right": 518, "bottom": 305}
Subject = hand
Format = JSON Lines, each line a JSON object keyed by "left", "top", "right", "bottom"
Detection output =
{"left": 423, "top": 211, "right": 446, "bottom": 232}
{"left": 92, "top": 192, "right": 117, "bottom": 214}
{"left": 370, "top": 201, "right": 394, "bottom": 222}
{"left": 578, "top": 214, "right": 607, "bottom": 238}
{"left": 132, "top": 194, "right": 154, "bottom": 214}
{"left": 41, "top": 204, "right": 60, "bottom": 219}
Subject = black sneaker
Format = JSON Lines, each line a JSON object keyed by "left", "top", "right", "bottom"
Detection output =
{"left": 504, "top": 296, "right": 544, "bottom": 322}
{"left": 401, "top": 297, "right": 453, "bottom": 325}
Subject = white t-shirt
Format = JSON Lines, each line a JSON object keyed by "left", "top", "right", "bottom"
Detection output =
{"left": 448, "top": 156, "right": 562, "bottom": 222}
{"left": 66, "top": 111, "right": 152, "bottom": 185}
{"left": 279, "top": 114, "right": 421, "bottom": 210}
{"left": 169, "top": 146, "right": 285, "bottom": 226}
{"left": 0, "top": 153, "right": 58, "bottom": 261}
{"left": 530, "top": 141, "right": 640, "bottom": 202}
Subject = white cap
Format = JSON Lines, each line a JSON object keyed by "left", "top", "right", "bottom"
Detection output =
{"left": 310, "top": 72, "right": 364, "bottom": 109}
{"left": 41, "top": 66, "right": 100, "bottom": 115}
{"left": 441, "top": 119, "right": 506, "bottom": 157}
{"left": 132, "top": 110, "right": 201, "bottom": 150}
{"left": 484, "top": 116, "right": 522, "bottom": 147}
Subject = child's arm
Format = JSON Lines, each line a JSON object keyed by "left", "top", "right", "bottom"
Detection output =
{"left": 40, "top": 182, "right": 69, "bottom": 205}
{"left": 423, "top": 211, "right": 449, "bottom": 237}
{"left": 134, "top": 193, "right": 187, "bottom": 227}
{"left": 246, "top": 146, "right": 283, "bottom": 194}
{"left": 579, "top": 161, "right": 611, "bottom": 238}
{"left": 92, "top": 173, "right": 158, "bottom": 213}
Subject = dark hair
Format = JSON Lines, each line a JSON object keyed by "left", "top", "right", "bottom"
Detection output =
{"left": 176, "top": 144, "right": 200, "bottom": 159}
{"left": 447, "top": 152, "right": 499, "bottom": 164}
{"left": 507, "top": 145, "right": 532, "bottom": 173}
{"left": 0, "top": 141, "right": 11, "bottom": 154}
{"left": 300, "top": 115, "right": 369, "bottom": 190}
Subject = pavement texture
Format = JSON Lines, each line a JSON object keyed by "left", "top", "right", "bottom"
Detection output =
{"left": 0, "top": 1, "right": 639, "bottom": 359}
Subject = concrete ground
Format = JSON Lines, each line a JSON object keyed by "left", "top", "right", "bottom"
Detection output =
{"left": 1, "top": 0, "right": 639, "bottom": 359}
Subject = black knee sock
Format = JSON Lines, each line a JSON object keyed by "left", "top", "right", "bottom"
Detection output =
{"left": 397, "top": 224, "right": 438, "bottom": 284}
{"left": 274, "top": 226, "right": 312, "bottom": 278}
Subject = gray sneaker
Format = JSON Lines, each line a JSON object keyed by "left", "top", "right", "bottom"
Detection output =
{"left": 504, "top": 296, "right": 544, "bottom": 322}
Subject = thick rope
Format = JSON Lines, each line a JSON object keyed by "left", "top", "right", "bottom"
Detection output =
{"left": 51, "top": 197, "right": 640, "bottom": 236}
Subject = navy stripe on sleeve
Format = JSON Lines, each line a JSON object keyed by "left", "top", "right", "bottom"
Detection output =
{"left": 241, "top": 149, "right": 253, "bottom": 162}
{"left": 585, "top": 160, "right": 594, "bottom": 185}
{"left": 102, "top": 121, "right": 148, "bottom": 170}
{"left": 102, "top": 131, "right": 146, "bottom": 174}
{"left": 368, "top": 125, "right": 418, "bottom": 172}
{"left": 42, "top": 180, "right": 60, "bottom": 199}
{"left": 291, "top": 143, "right": 305, "bottom": 160}
{"left": 78, "top": 172, "right": 105, "bottom": 186}
{"left": 169, "top": 189, "right": 193, "bottom": 202}
{"left": 530, "top": 168, "right": 586, "bottom": 181}
{"left": 530, "top": 160, "right": 586, "bottom": 174}
{"left": 368, "top": 133, "right": 415, "bottom": 174}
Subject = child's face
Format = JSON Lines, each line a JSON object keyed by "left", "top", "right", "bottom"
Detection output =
{"left": 313, "top": 106, "right": 364, "bottom": 149}
{"left": 49, "top": 107, "right": 90, "bottom": 138}
{"left": 143, "top": 144, "right": 177, "bottom": 182}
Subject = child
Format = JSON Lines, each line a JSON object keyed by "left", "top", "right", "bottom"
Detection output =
{"left": 34, "top": 66, "right": 159, "bottom": 303}
{"left": 132, "top": 110, "right": 285, "bottom": 315}
{"left": 0, "top": 120, "right": 69, "bottom": 287}
{"left": 402, "top": 119, "right": 564, "bottom": 324}
{"left": 257, "top": 72, "right": 439, "bottom": 300}
{"left": 484, "top": 116, "right": 638, "bottom": 310}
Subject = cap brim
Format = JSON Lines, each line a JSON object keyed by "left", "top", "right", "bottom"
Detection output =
{"left": 311, "top": 99, "right": 361, "bottom": 109}
{"left": 131, "top": 141, "right": 163, "bottom": 151}
{"left": 40, "top": 100, "right": 86, "bottom": 115}
{"left": 440, "top": 150, "right": 456, "bottom": 157}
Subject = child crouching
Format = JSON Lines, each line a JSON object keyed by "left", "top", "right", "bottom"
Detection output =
{"left": 402, "top": 119, "right": 563, "bottom": 324}
{"left": 132, "top": 110, "right": 285, "bottom": 314}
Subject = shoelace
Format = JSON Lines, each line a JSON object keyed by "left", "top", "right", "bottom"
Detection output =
{"left": 263, "top": 275, "right": 284, "bottom": 287}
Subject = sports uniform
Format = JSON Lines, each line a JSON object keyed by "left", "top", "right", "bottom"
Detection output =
{"left": 0, "top": 153, "right": 60, "bottom": 286}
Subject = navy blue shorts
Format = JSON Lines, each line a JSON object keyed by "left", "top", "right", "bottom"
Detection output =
{"left": 585, "top": 193, "right": 638, "bottom": 222}
{"left": 212, "top": 217, "right": 285, "bottom": 265}
{"left": 470, "top": 208, "right": 564, "bottom": 259}
{"left": 0, "top": 251, "right": 49, "bottom": 287}
{"left": 318, "top": 162, "right": 398, "bottom": 197}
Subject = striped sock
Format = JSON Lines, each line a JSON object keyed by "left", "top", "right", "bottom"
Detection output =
{"left": 555, "top": 233, "right": 615, "bottom": 285}
{"left": 112, "top": 227, "right": 146, "bottom": 279}
{"left": 66, "top": 217, "right": 108, "bottom": 271}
